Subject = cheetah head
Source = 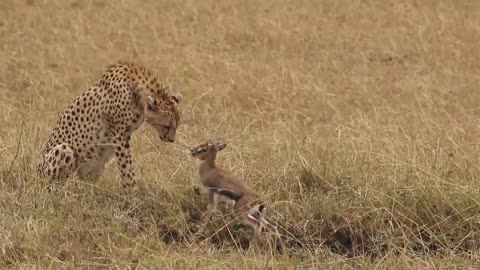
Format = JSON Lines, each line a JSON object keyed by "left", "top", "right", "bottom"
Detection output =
{"left": 144, "top": 93, "right": 182, "bottom": 143}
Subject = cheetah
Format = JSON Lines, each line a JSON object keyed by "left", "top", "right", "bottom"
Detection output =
{"left": 36, "top": 61, "right": 182, "bottom": 190}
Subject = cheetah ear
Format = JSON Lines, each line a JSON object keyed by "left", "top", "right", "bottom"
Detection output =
{"left": 131, "top": 84, "right": 142, "bottom": 104}
{"left": 132, "top": 91, "right": 141, "bottom": 104}
{"left": 172, "top": 93, "right": 182, "bottom": 104}
{"left": 146, "top": 96, "right": 156, "bottom": 109}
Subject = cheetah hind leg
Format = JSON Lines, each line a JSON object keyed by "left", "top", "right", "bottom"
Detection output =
{"left": 38, "top": 143, "right": 78, "bottom": 193}
{"left": 39, "top": 143, "right": 77, "bottom": 180}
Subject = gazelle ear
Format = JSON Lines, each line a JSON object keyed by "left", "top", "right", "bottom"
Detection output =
{"left": 215, "top": 140, "right": 227, "bottom": 151}
{"left": 172, "top": 93, "right": 182, "bottom": 104}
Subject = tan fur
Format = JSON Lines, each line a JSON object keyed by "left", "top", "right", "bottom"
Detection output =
{"left": 36, "top": 61, "right": 182, "bottom": 191}
{"left": 190, "top": 139, "right": 279, "bottom": 238}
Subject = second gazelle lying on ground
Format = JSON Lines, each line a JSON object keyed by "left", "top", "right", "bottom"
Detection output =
{"left": 190, "top": 139, "right": 279, "bottom": 239}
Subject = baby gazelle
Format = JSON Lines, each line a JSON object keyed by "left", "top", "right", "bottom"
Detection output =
{"left": 190, "top": 139, "right": 279, "bottom": 239}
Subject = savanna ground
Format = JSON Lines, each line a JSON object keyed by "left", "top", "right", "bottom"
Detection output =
{"left": 1, "top": 0, "right": 480, "bottom": 269}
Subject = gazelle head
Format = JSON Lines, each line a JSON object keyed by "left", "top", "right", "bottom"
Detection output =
{"left": 190, "top": 139, "right": 227, "bottom": 161}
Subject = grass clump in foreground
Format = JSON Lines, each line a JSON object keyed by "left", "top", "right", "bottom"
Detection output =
{"left": 2, "top": 135, "right": 480, "bottom": 268}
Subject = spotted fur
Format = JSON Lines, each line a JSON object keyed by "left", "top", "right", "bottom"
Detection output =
{"left": 36, "top": 61, "right": 182, "bottom": 190}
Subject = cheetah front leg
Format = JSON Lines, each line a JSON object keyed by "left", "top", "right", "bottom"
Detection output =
{"left": 78, "top": 145, "right": 114, "bottom": 181}
{"left": 113, "top": 139, "right": 137, "bottom": 195}
{"left": 78, "top": 163, "right": 106, "bottom": 182}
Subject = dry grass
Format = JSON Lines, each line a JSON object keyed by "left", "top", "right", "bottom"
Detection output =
{"left": 1, "top": 0, "right": 480, "bottom": 268}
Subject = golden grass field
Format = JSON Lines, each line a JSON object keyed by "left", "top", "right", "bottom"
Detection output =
{"left": 1, "top": 0, "right": 480, "bottom": 268}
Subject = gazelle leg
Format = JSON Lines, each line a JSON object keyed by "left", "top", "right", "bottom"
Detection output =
{"left": 254, "top": 223, "right": 263, "bottom": 236}
{"left": 225, "top": 199, "right": 236, "bottom": 215}
{"left": 241, "top": 215, "right": 263, "bottom": 247}
{"left": 258, "top": 215, "right": 283, "bottom": 252}
{"left": 197, "top": 192, "right": 219, "bottom": 235}
{"left": 259, "top": 216, "right": 280, "bottom": 237}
